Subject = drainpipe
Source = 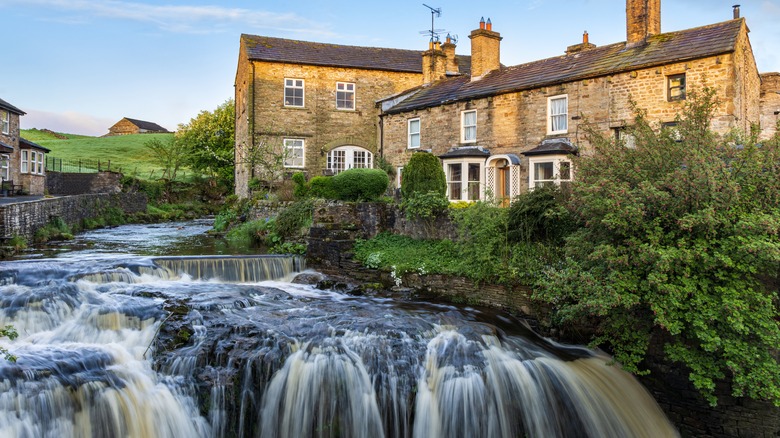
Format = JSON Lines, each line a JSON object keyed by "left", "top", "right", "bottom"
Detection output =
{"left": 378, "top": 113, "right": 385, "bottom": 159}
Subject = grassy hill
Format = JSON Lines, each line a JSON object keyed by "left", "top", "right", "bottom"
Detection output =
{"left": 23, "top": 129, "right": 183, "bottom": 180}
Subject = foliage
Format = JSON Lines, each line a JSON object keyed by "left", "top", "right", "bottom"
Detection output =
{"left": 32, "top": 132, "right": 177, "bottom": 181}
{"left": 331, "top": 168, "right": 389, "bottom": 202}
{"left": 176, "top": 99, "right": 235, "bottom": 190}
{"left": 507, "top": 184, "right": 576, "bottom": 244}
{"left": 401, "top": 191, "right": 450, "bottom": 228}
{"left": 144, "top": 136, "right": 189, "bottom": 180}
{"left": 353, "top": 233, "right": 459, "bottom": 277}
{"left": 213, "top": 196, "right": 251, "bottom": 232}
{"left": 534, "top": 87, "right": 780, "bottom": 406}
{"left": 400, "top": 152, "right": 446, "bottom": 199}
{"left": 8, "top": 236, "right": 27, "bottom": 251}
{"left": 291, "top": 172, "right": 309, "bottom": 199}
{"left": 308, "top": 176, "right": 337, "bottom": 199}
{"left": 34, "top": 216, "right": 73, "bottom": 243}
{"left": 450, "top": 201, "right": 511, "bottom": 283}
{"left": 1, "top": 325, "right": 18, "bottom": 362}
{"left": 375, "top": 155, "right": 396, "bottom": 179}
{"left": 274, "top": 199, "right": 313, "bottom": 238}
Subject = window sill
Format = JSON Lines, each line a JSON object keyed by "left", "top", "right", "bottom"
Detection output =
{"left": 283, "top": 105, "right": 307, "bottom": 110}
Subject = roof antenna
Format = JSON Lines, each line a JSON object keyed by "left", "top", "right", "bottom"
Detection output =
{"left": 420, "top": 4, "right": 446, "bottom": 44}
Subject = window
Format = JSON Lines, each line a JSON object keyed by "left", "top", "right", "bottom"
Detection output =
{"left": 396, "top": 166, "right": 403, "bottom": 189}
{"left": 614, "top": 127, "right": 636, "bottom": 149}
{"left": 283, "top": 139, "right": 305, "bottom": 168}
{"left": 0, "top": 154, "right": 9, "bottom": 180}
{"left": 461, "top": 110, "right": 477, "bottom": 143}
{"left": 20, "top": 150, "right": 29, "bottom": 174}
{"left": 327, "top": 146, "right": 373, "bottom": 174}
{"left": 35, "top": 151, "right": 44, "bottom": 175}
{"left": 408, "top": 118, "right": 420, "bottom": 149}
{"left": 445, "top": 160, "right": 483, "bottom": 201}
{"left": 284, "top": 78, "right": 304, "bottom": 107}
{"left": 336, "top": 82, "right": 355, "bottom": 110}
{"left": 668, "top": 74, "right": 686, "bottom": 101}
{"left": 548, "top": 95, "right": 568, "bottom": 134}
{"left": 1, "top": 111, "right": 8, "bottom": 134}
{"left": 529, "top": 156, "right": 572, "bottom": 188}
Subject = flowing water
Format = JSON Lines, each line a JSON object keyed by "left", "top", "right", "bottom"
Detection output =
{"left": 0, "top": 221, "right": 678, "bottom": 437}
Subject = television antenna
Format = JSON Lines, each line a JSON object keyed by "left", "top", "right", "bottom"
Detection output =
{"left": 420, "top": 4, "right": 446, "bottom": 43}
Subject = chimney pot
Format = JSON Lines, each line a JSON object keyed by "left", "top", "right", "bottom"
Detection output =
{"left": 479, "top": 17, "right": 485, "bottom": 29}
{"left": 486, "top": 18, "right": 492, "bottom": 31}
{"left": 733, "top": 4, "right": 741, "bottom": 19}
{"left": 583, "top": 31, "right": 589, "bottom": 44}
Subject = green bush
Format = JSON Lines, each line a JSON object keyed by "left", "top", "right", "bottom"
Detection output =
{"left": 331, "top": 168, "right": 389, "bottom": 202}
{"left": 275, "top": 199, "right": 313, "bottom": 238}
{"left": 402, "top": 191, "right": 449, "bottom": 224}
{"left": 309, "top": 176, "right": 337, "bottom": 199}
{"left": 400, "top": 151, "right": 446, "bottom": 199}
{"left": 507, "top": 184, "right": 575, "bottom": 244}
{"left": 291, "top": 172, "right": 309, "bottom": 199}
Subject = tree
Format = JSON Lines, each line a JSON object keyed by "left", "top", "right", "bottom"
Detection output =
{"left": 535, "top": 87, "right": 780, "bottom": 406}
{"left": 176, "top": 99, "right": 235, "bottom": 189}
{"left": 399, "top": 152, "right": 449, "bottom": 227}
{"left": 144, "top": 136, "right": 188, "bottom": 180}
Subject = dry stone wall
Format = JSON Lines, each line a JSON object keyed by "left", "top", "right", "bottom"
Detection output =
{"left": 46, "top": 171, "right": 123, "bottom": 195}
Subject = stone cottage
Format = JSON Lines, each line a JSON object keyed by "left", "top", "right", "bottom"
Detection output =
{"left": 0, "top": 97, "right": 50, "bottom": 195}
{"left": 235, "top": 0, "right": 778, "bottom": 201}
{"left": 233, "top": 34, "right": 471, "bottom": 198}
{"left": 106, "top": 117, "right": 170, "bottom": 136}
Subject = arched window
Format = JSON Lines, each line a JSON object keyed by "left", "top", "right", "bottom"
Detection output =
{"left": 327, "top": 146, "right": 373, "bottom": 174}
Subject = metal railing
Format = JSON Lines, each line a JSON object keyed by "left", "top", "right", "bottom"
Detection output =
{"left": 45, "top": 157, "right": 112, "bottom": 174}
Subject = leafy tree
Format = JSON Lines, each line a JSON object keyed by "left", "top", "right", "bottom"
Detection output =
{"left": 176, "top": 99, "right": 235, "bottom": 190}
{"left": 144, "top": 136, "right": 188, "bottom": 180}
{"left": 400, "top": 151, "right": 446, "bottom": 199}
{"left": 535, "top": 87, "right": 780, "bottom": 406}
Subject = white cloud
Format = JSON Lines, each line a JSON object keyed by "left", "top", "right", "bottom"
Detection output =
{"left": 21, "top": 109, "right": 116, "bottom": 137}
{"left": 6, "top": 0, "right": 336, "bottom": 37}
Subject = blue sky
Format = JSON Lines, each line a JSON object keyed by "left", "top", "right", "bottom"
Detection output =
{"left": 1, "top": 0, "right": 778, "bottom": 136}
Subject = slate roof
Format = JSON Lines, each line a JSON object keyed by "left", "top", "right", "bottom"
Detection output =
{"left": 0, "top": 97, "right": 25, "bottom": 115}
{"left": 0, "top": 141, "right": 13, "bottom": 153}
{"left": 241, "top": 34, "right": 471, "bottom": 75}
{"left": 523, "top": 139, "right": 578, "bottom": 156}
{"left": 384, "top": 19, "right": 744, "bottom": 114}
{"left": 20, "top": 137, "right": 51, "bottom": 153}
{"left": 121, "top": 118, "right": 170, "bottom": 133}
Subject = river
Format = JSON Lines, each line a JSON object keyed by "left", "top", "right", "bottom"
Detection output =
{"left": 0, "top": 220, "right": 678, "bottom": 437}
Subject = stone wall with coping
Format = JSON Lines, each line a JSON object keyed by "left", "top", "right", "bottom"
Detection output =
{"left": 46, "top": 171, "right": 123, "bottom": 195}
{"left": 0, "top": 193, "right": 147, "bottom": 240}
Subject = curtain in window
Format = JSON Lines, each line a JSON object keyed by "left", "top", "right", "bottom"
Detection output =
{"left": 463, "top": 111, "right": 476, "bottom": 141}
{"left": 550, "top": 98, "right": 567, "bottom": 132}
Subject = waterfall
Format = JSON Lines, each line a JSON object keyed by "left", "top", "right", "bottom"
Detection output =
{"left": 0, "top": 251, "right": 678, "bottom": 438}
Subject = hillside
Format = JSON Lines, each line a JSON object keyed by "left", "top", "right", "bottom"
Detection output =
{"left": 23, "top": 129, "right": 182, "bottom": 180}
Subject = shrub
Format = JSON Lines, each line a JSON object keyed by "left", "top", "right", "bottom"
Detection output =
{"left": 507, "top": 184, "right": 575, "bottom": 244}
{"left": 309, "top": 176, "right": 337, "bottom": 199}
{"left": 331, "top": 168, "right": 389, "bottom": 202}
{"left": 400, "top": 152, "right": 446, "bottom": 199}
{"left": 291, "top": 172, "right": 309, "bottom": 199}
{"left": 274, "top": 199, "right": 313, "bottom": 238}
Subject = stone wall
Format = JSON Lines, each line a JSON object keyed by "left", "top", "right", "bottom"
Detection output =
{"left": 234, "top": 54, "right": 423, "bottom": 198}
{"left": 759, "top": 72, "right": 780, "bottom": 140}
{"left": 0, "top": 193, "right": 147, "bottom": 240}
{"left": 107, "top": 119, "right": 139, "bottom": 136}
{"left": 46, "top": 171, "right": 123, "bottom": 195}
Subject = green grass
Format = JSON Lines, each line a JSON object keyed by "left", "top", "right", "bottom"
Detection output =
{"left": 23, "top": 129, "right": 186, "bottom": 181}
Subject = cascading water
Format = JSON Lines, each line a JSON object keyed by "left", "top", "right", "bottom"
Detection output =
{"left": 0, "top": 222, "right": 679, "bottom": 438}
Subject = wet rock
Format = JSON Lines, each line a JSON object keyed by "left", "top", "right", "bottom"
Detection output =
{"left": 291, "top": 271, "right": 326, "bottom": 285}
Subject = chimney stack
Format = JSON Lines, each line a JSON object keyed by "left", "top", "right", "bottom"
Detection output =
{"left": 626, "top": 0, "right": 661, "bottom": 47}
{"left": 442, "top": 34, "right": 459, "bottom": 75}
{"left": 733, "top": 4, "right": 741, "bottom": 19}
{"left": 469, "top": 17, "right": 502, "bottom": 80}
{"left": 422, "top": 39, "right": 447, "bottom": 84}
{"left": 566, "top": 31, "right": 597, "bottom": 55}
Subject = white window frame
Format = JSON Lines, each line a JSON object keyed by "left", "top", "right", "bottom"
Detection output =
{"left": 1, "top": 111, "right": 9, "bottom": 135}
{"left": 443, "top": 158, "right": 484, "bottom": 202}
{"left": 408, "top": 118, "right": 420, "bottom": 149}
{"left": 284, "top": 78, "right": 305, "bottom": 108}
{"left": 396, "top": 166, "right": 403, "bottom": 189}
{"left": 547, "top": 95, "right": 568, "bottom": 135}
{"left": 327, "top": 145, "right": 373, "bottom": 174}
{"left": 528, "top": 155, "right": 572, "bottom": 189}
{"left": 35, "top": 151, "right": 44, "bottom": 175}
{"left": 336, "top": 82, "right": 355, "bottom": 110}
{"left": 20, "top": 150, "right": 29, "bottom": 174}
{"left": 0, "top": 154, "right": 9, "bottom": 180}
{"left": 283, "top": 138, "right": 305, "bottom": 168}
{"left": 461, "top": 110, "right": 477, "bottom": 143}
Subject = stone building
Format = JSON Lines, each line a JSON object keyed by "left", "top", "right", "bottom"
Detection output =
{"left": 233, "top": 34, "right": 470, "bottom": 198}
{"left": 106, "top": 117, "right": 170, "bottom": 136}
{"left": 0, "top": 97, "right": 49, "bottom": 196}
{"left": 235, "top": 0, "right": 778, "bottom": 201}
{"left": 380, "top": 1, "right": 767, "bottom": 203}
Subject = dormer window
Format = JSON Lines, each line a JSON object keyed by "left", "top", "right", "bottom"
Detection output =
{"left": 668, "top": 74, "right": 686, "bottom": 101}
